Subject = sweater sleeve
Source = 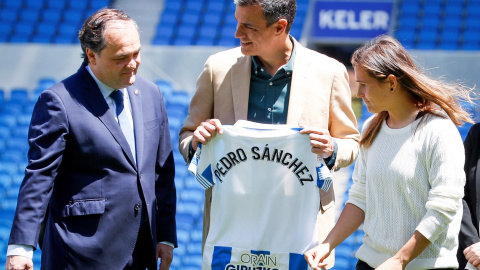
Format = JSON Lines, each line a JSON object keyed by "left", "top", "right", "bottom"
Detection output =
{"left": 346, "top": 119, "right": 370, "bottom": 212}
{"left": 416, "top": 119, "right": 465, "bottom": 242}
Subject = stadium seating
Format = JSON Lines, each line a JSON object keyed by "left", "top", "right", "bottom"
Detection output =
{"left": 394, "top": 0, "right": 480, "bottom": 50}
{"left": 153, "top": 0, "right": 311, "bottom": 46}
{"left": 0, "top": 0, "right": 111, "bottom": 43}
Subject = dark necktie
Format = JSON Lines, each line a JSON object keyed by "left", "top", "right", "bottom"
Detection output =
{"left": 110, "top": 90, "right": 136, "bottom": 163}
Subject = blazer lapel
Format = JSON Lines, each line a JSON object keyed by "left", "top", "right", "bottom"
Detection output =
{"left": 287, "top": 41, "right": 310, "bottom": 126}
{"left": 127, "top": 86, "right": 143, "bottom": 170}
{"left": 79, "top": 66, "right": 137, "bottom": 168}
{"left": 231, "top": 55, "right": 251, "bottom": 122}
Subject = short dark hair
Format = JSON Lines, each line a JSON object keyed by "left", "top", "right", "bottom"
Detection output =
{"left": 78, "top": 8, "right": 138, "bottom": 64}
{"left": 234, "top": 0, "right": 296, "bottom": 33}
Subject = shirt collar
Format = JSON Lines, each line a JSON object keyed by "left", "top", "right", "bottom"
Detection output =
{"left": 85, "top": 65, "right": 120, "bottom": 99}
{"left": 251, "top": 35, "right": 296, "bottom": 75}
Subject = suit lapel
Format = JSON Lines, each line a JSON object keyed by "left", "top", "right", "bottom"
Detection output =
{"left": 79, "top": 66, "right": 137, "bottom": 168}
{"left": 231, "top": 55, "right": 251, "bottom": 122}
{"left": 287, "top": 42, "right": 309, "bottom": 126}
{"left": 127, "top": 85, "right": 143, "bottom": 171}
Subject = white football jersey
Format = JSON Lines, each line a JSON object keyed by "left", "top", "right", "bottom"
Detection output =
{"left": 189, "top": 121, "right": 333, "bottom": 270}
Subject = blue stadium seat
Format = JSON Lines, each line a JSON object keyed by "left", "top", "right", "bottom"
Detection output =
{"left": 69, "top": 0, "right": 88, "bottom": 10}
{"left": 0, "top": 161, "right": 18, "bottom": 175}
{"left": 17, "top": 114, "right": 31, "bottom": 127}
{"left": 398, "top": 15, "right": 418, "bottom": 29}
{"left": 198, "top": 25, "right": 218, "bottom": 40}
{"left": 89, "top": 0, "right": 111, "bottom": 10}
{"left": 0, "top": 9, "right": 18, "bottom": 24}
{"left": 159, "top": 13, "right": 178, "bottom": 27}
{"left": 181, "top": 11, "right": 201, "bottom": 26}
{"left": 36, "top": 21, "right": 57, "bottom": 36}
{"left": 400, "top": 3, "right": 420, "bottom": 16}
{"left": 176, "top": 24, "right": 196, "bottom": 39}
{"left": 45, "top": 0, "right": 67, "bottom": 10}
{"left": 173, "top": 36, "right": 193, "bottom": 46}
{"left": 13, "top": 21, "right": 35, "bottom": 37}
{"left": 0, "top": 173, "right": 12, "bottom": 189}
{"left": 206, "top": 0, "right": 225, "bottom": 13}
{"left": 0, "top": 22, "right": 11, "bottom": 36}
{"left": 185, "top": 1, "right": 203, "bottom": 13}
{"left": 417, "top": 28, "right": 438, "bottom": 49}
{"left": 5, "top": 142, "right": 28, "bottom": 159}
{"left": 182, "top": 255, "right": 202, "bottom": 268}
{"left": 42, "top": 9, "right": 62, "bottom": 23}
{"left": 219, "top": 25, "right": 236, "bottom": 39}
{"left": 186, "top": 242, "right": 202, "bottom": 256}
{"left": 202, "top": 11, "right": 223, "bottom": 27}
{"left": 0, "top": 198, "right": 17, "bottom": 211}
{"left": 20, "top": 9, "right": 41, "bottom": 23}
{"left": 63, "top": 9, "right": 84, "bottom": 24}
{"left": 462, "top": 31, "right": 480, "bottom": 50}
{"left": 464, "top": 16, "right": 480, "bottom": 31}
{"left": 11, "top": 173, "right": 25, "bottom": 186}
{"left": 0, "top": 114, "right": 16, "bottom": 128}
{"left": 217, "top": 36, "right": 237, "bottom": 47}
{"left": 58, "top": 23, "right": 78, "bottom": 36}
{"left": 25, "top": 0, "right": 45, "bottom": 9}
{"left": 11, "top": 126, "right": 29, "bottom": 139}
{"left": 4, "top": 184, "right": 20, "bottom": 199}
{"left": 4, "top": 0, "right": 23, "bottom": 9}
{"left": 37, "top": 78, "right": 56, "bottom": 90}
{"left": 0, "top": 127, "right": 10, "bottom": 140}
{"left": 162, "top": 3, "right": 182, "bottom": 16}
{"left": 421, "top": 16, "right": 440, "bottom": 30}
{"left": 444, "top": 3, "right": 464, "bottom": 17}
{"left": 1, "top": 149, "right": 26, "bottom": 162}
{"left": 10, "top": 89, "right": 30, "bottom": 104}
{"left": 223, "top": 13, "right": 237, "bottom": 27}
{"left": 3, "top": 102, "right": 23, "bottom": 114}
{"left": 32, "top": 35, "right": 53, "bottom": 43}
{"left": 155, "top": 79, "right": 174, "bottom": 101}
{"left": 442, "top": 16, "right": 463, "bottom": 30}
{"left": 169, "top": 90, "right": 191, "bottom": 106}
{"left": 180, "top": 188, "right": 204, "bottom": 203}
{"left": 423, "top": 3, "right": 442, "bottom": 17}
{"left": 152, "top": 35, "right": 172, "bottom": 46}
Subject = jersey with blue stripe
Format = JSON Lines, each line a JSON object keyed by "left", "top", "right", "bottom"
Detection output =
{"left": 189, "top": 121, "right": 333, "bottom": 270}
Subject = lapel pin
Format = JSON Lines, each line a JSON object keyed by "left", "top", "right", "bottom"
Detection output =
{"left": 134, "top": 89, "right": 139, "bottom": 95}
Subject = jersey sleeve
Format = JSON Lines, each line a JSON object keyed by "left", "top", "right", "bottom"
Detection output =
{"left": 188, "top": 144, "right": 215, "bottom": 190}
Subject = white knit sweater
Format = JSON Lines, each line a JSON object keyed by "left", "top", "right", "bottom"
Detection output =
{"left": 348, "top": 114, "right": 465, "bottom": 270}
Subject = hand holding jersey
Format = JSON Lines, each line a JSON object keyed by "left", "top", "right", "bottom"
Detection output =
{"left": 192, "top": 119, "right": 336, "bottom": 160}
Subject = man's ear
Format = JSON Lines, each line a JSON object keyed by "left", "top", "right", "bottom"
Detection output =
{"left": 275, "top": 18, "right": 288, "bottom": 35}
{"left": 86, "top": 48, "right": 96, "bottom": 65}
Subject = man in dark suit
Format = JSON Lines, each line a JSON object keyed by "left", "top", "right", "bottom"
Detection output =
{"left": 5, "top": 8, "right": 177, "bottom": 270}
{"left": 458, "top": 123, "right": 480, "bottom": 269}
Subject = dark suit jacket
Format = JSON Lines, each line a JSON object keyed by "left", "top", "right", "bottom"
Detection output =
{"left": 458, "top": 123, "right": 480, "bottom": 269}
{"left": 8, "top": 64, "right": 177, "bottom": 270}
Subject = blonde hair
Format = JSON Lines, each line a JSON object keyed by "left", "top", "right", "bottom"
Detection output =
{"left": 351, "top": 35, "right": 475, "bottom": 147}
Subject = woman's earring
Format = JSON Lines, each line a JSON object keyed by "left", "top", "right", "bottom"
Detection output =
{"left": 390, "top": 88, "right": 394, "bottom": 92}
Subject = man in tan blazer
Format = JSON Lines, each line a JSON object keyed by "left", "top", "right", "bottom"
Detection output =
{"left": 179, "top": 0, "right": 360, "bottom": 268}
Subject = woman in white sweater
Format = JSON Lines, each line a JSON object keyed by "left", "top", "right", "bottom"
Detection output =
{"left": 305, "top": 35, "right": 474, "bottom": 270}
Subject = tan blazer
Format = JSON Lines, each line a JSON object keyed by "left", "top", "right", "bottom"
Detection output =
{"left": 179, "top": 39, "right": 360, "bottom": 268}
